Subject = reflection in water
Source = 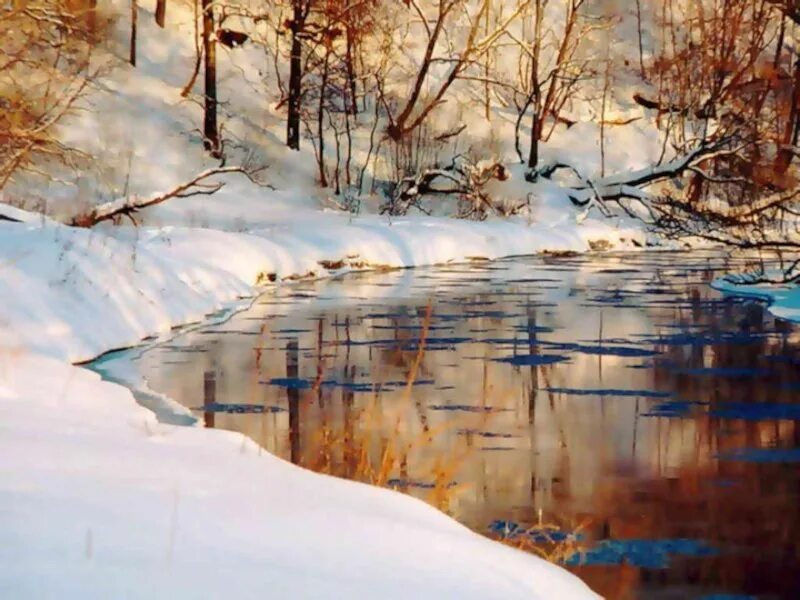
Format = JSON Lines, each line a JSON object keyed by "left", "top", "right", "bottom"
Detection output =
{"left": 130, "top": 252, "right": 800, "bottom": 599}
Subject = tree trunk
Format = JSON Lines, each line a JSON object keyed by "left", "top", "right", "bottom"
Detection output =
{"left": 635, "top": 0, "right": 645, "bottom": 78}
{"left": 527, "top": 108, "right": 540, "bottom": 170}
{"left": 156, "top": 0, "right": 167, "bottom": 28}
{"left": 527, "top": 0, "right": 543, "bottom": 170}
{"left": 201, "top": 0, "right": 220, "bottom": 157}
{"left": 317, "top": 49, "right": 330, "bottom": 187}
{"left": 87, "top": 0, "right": 97, "bottom": 34}
{"left": 130, "top": 0, "right": 137, "bottom": 67}
{"left": 286, "top": 1, "right": 303, "bottom": 150}
{"left": 345, "top": 25, "right": 358, "bottom": 116}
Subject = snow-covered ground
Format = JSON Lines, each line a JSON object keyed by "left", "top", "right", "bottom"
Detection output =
{"left": 0, "top": 350, "right": 598, "bottom": 599}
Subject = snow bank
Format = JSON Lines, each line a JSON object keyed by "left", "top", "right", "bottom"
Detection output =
{"left": 0, "top": 208, "right": 644, "bottom": 363}
{"left": 712, "top": 277, "right": 800, "bottom": 323}
{"left": 0, "top": 350, "right": 597, "bottom": 599}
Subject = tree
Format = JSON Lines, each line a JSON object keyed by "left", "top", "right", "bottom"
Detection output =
{"left": 202, "top": 0, "right": 220, "bottom": 157}
{"left": 381, "top": 0, "right": 529, "bottom": 142}
{"left": 156, "top": 0, "right": 167, "bottom": 27}
{"left": 130, "top": 0, "right": 138, "bottom": 66}
{"left": 0, "top": 2, "right": 95, "bottom": 190}
{"left": 504, "top": 0, "right": 594, "bottom": 172}
{"left": 286, "top": 0, "right": 311, "bottom": 150}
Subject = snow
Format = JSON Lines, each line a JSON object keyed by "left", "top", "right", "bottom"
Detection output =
{"left": 0, "top": 351, "right": 598, "bottom": 599}
{"left": 0, "top": 206, "right": 646, "bottom": 364}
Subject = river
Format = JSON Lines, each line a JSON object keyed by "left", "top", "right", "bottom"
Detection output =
{"left": 98, "top": 251, "right": 800, "bottom": 599}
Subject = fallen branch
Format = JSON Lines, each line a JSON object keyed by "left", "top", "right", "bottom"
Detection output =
{"left": 70, "top": 166, "right": 263, "bottom": 227}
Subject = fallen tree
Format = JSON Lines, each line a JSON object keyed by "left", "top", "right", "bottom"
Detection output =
{"left": 70, "top": 165, "right": 264, "bottom": 227}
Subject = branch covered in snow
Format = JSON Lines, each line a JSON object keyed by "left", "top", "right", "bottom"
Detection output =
{"left": 382, "top": 157, "right": 522, "bottom": 220}
{"left": 70, "top": 166, "right": 265, "bottom": 227}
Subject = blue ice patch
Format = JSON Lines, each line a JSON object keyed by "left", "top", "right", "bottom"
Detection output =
{"left": 565, "top": 538, "right": 716, "bottom": 568}
{"left": 643, "top": 400, "right": 706, "bottom": 418}
{"left": 198, "top": 402, "right": 286, "bottom": 414}
{"left": 710, "top": 402, "right": 800, "bottom": 421}
{"left": 543, "top": 388, "right": 671, "bottom": 398}
{"left": 493, "top": 354, "right": 570, "bottom": 366}
{"left": 715, "top": 448, "right": 800, "bottom": 463}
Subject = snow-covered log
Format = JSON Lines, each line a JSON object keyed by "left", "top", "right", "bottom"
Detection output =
{"left": 563, "top": 142, "right": 734, "bottom": 207}
{"left": 70, "top": 166, "right": 260, "bottom": 227}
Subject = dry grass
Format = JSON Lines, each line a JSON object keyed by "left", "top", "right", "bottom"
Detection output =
{"left": 492, "top": 513, "right": 591, "bottom": 564}
{"left": 298, "top": 302, "right": 476, "bottom": 513}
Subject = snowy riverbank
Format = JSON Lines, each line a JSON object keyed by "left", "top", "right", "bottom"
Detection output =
{"left": 0, "top": 207, "right": 645, "bottom": 363}
{"left": 0, "top": 351, "right": 597, "bottom": 599}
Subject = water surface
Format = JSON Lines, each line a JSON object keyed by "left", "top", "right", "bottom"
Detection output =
{"left": 124, "top": 252, "right": 800, "bottom": 599}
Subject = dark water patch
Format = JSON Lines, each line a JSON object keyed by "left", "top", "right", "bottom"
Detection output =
{"left": 265, "top": 377, "right": 311, "bottom": 389}
{"left": 463, "top": 310, "right": 523, "bottom": 319}
{"left": 196, "top": 402, "right": 286, "bottom": 414}
{"left": 544, "top": 387, "right": 672, "bottom": 398}
{"left": 371, "top": 324, "right": 454, "bottom": 331}
{"left": 493, "top": 354, "right": 570, "bottom": 366}
{"left": 565, "top": 539, "right": 716, "bottom": 568}
{"left": 541, "top": 341, "right": 659, "bottom": 357}
{"left": 504, "top": 278, "right": 562, "bottom": 284}
{"left": 197, "top": 329, "right": 262, "bottom": 336}
{"left": 643, "top": 400, "right": 706, "bottom": 418}
{"left": 329, "top": 337, "right": 470, "bottom": 352}
{"left": 715, "top": 448, "right": 800, "bottom": 463}
{"left": 429, "top": 404, "right": 509, "bottom": 413}
{"left": 638, "top": 331, "right": 776, "bottom": 347}
{"left": 710, "top": 402, "right": 800, "bottom": 421}
{"left": 512, "top": 324, "right": 556, "bottom": 334}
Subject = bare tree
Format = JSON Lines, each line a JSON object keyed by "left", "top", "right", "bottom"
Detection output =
{"left": 0, "top": 2, "right": 97, "bottom": 190}
{"left": 70, "top": 166, "right": 265, "bottom": 227}
{"left": 202, "top": 0, "right": 220, "bottom": 157}
{"left": 381, "top": 0, "right": 530, "bottom": 142}
{"left": 130, "top": 0, "right": 138, "bottom": 66}
{"left": 503, "top": 0, "right": 596, "bottom": 172}
{"left": 156, "top": 0, "right": 167, "bottom": 27}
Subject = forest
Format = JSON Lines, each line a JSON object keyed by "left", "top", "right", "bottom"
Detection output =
{"left": 2, "top": 1, "right": 799, "bottom": 268}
